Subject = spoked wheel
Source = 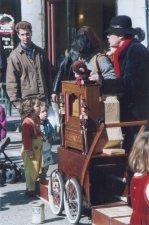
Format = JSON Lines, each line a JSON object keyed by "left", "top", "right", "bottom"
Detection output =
{"left": 48, "top": 170, "right": 64, "bottom": 215}
{"left": 64, "top": 178, "right": 82, "bottom": 224}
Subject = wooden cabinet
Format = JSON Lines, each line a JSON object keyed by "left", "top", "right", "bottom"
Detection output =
{"left": 38, "top": 81, "right": 147, "bottom": 225}
{"left": 61, "top": 81, "right": 104, "bottom": 152}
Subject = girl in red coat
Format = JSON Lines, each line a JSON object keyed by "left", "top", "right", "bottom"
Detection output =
{"left": 20, "top": 98, "right": 42, "bottom": 197}
{"left": 129, "top": 132, "right": 149, "bottom": 225}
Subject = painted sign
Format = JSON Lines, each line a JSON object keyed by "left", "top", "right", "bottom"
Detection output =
{"left": 0, "top": 14, "right": 14, "bottom": 35}
{"left": 0, "top": 14, "right": 14, "bottom": 53}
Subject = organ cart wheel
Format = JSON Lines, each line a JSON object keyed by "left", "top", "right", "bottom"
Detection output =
{"left": 48, "top": 170, "right": 64, "bottom": 215}
{"left": 64, "top": 178, "right": 82, "bottom": 224}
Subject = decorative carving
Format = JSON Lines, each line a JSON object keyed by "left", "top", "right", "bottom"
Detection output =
{"left": 80, "top": 98, "right": 88, "bottom": 154}
{"left": 66, "top": 133, "right": 82, "bottom": 144}
{"left": 59, "top": 93, "right": 65, "bottom": 147}
{"left": 62, "top": 81, "right": 104, "bottom": 152}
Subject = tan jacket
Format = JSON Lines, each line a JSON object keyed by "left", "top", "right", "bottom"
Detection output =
{"left": 6, "top": 43, "right": 52, "bottom": 108}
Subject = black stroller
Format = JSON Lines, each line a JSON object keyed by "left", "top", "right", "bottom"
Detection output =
{"left": 0, "top": 137, "right": 23, "bottom": 185}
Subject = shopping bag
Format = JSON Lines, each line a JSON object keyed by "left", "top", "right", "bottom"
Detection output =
{"left": 42, "top": 140, "right": 51, "bottom": 167}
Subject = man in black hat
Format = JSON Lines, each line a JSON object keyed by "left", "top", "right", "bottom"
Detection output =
{"left": 102, "top": 15, "right": 149, "bottom": 150}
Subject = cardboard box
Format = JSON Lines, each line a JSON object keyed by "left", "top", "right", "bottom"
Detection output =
{"left": 92, "top": 202, "right": 132, "bottom": 225}
{"left": 112, "top": 216, "right": 131, "bottom": 225}
{"left": 104, "top": 96, "right": 120, "bottom": 123}
{"left": 104, "top": 96, "right": 123, "bottom": 149}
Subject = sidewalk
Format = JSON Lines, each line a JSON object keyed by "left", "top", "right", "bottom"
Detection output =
{"left": 1, "top": 142, "right": 91, "bottom": 225}
{"left": 0, "top": 108, "right": 91, "bottom": 225}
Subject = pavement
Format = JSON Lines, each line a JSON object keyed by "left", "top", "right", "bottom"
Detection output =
{"left": 0, "top": 106, "right": 91, "bottom": 225}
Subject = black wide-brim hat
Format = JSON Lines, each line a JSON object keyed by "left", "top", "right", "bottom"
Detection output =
{"left": 106, "top": 15, "right": 137, "bottom": 36}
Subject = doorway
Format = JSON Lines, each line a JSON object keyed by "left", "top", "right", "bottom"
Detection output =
{"left": 45, "top": 0, "right": 116, "bottom": 68}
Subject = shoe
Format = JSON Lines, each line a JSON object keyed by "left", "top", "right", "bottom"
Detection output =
{"left": 25, "top": 190, "right": 36, "bottom": 197}
{"left": 49, "top": 159, "right": 55, "bottom": 165}
{"left": 38, "top": 172, "right": 46, "bottom": 182}
{"left": 25, "top": 189, "right": 28, "bottom": 195}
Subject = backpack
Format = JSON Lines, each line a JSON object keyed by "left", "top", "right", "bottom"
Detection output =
{"left": 90, "top": 52, "right": 106, "bottom": 85}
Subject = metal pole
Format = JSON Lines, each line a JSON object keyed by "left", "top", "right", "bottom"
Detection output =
{"left": 66, "top": 0, "right": 71, "bottom": 50}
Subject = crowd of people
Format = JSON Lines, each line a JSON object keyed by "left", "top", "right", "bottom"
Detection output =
{"left": 1, "top": 21, "right": 54, "bottom": 196}
{"left": 0, "top": 15, "right": 149, "bottom": 224}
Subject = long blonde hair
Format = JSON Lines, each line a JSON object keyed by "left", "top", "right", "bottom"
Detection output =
{"left": 128, "top": 132, "right": 149, "bottom": 173}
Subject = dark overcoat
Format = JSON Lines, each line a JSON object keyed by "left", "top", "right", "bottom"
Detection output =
{"left": 53, "top": 49, "right": 79, "bottom": 93}
{"left": 102, "top": 39, "right": 149, "bottom": 121}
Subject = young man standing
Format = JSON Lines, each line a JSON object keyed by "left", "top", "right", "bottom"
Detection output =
{"left": 6, "top": 21, "right": 52, "bottom": 110}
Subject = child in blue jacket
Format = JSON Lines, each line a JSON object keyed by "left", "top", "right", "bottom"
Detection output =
{"left": 39, "top": 102, "right": 55, "bottom": 177}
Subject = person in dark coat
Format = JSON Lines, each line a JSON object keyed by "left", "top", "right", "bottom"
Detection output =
{"left": 52, "top": 25, "right": 114, "bottom": 102}
{"left": 134, "top": 27, "right": 145, "bottom": 42}
{"left": 52, "top": 43, "right": 80, "bottom": 102}
{"left": 102, "top": 15, "right": 149, "bottom": 150}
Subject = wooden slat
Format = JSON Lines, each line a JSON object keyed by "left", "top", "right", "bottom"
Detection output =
{"left": 80, "top": 123, "right": 105, "bottom": 186}
{"left": 106, "top": 120, "right": 148, "bottom": 128}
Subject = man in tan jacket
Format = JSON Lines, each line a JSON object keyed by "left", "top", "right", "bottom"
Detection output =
{"left": 6, "top": 21, "right": 52, "bottom": 110}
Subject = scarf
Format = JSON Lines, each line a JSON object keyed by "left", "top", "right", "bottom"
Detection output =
{"left": 113, "top": 38, "right": 133, "bottom": 78}
{"left": 21, "top": 43, "right": 34, "bottom": 60}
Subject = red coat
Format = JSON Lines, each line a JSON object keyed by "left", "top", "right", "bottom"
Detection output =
{"left": 22, "top": 116, "right": 42, "bottom": 151}
{"left": 130, "top": 174, "right": 149, "bottom": 225}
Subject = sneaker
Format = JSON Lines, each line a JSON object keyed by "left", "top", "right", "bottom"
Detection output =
{"left": 25, "top": 190, "right": 36, "bottom": 197}
{"left": 38, "top": 172, "right": 46, "bottom": 181}
{"left": 49, "top": 159, "right": 55, "bottom": 165}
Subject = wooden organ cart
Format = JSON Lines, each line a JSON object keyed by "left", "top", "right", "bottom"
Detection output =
{"left": 40, "top": 81, "right": 148, "bottom": 224}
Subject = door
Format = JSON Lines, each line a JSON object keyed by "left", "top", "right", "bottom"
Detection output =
{"left": 45, "top": 0, "right": 116, "bottom": 72}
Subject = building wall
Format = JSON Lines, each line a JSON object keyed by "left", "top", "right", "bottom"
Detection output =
{"left": 20, "top": 0, "right": 148, "bottom": 48}
{"left": 21, "top": 0, "right": 45, "bottom": 48}
{"left": 117, "top": 0, "right": 147, "bottom": 46}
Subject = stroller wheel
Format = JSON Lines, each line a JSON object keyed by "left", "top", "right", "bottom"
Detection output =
{"left": 5, "top": 167, "right": 16, "bottom": 183}
{"left": 2, "top": 163, "right": 24, "bottom": 184}
{"left": 0, "top": 169, "right": 5, "bottom": 186}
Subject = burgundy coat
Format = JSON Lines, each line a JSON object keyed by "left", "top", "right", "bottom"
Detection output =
{"left": 0, "top": 105, "right": 7, "bottom": 141}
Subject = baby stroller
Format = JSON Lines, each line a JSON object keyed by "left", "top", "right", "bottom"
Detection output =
{"left": 0, "top": 105, "right": 23, "bottom": 185}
